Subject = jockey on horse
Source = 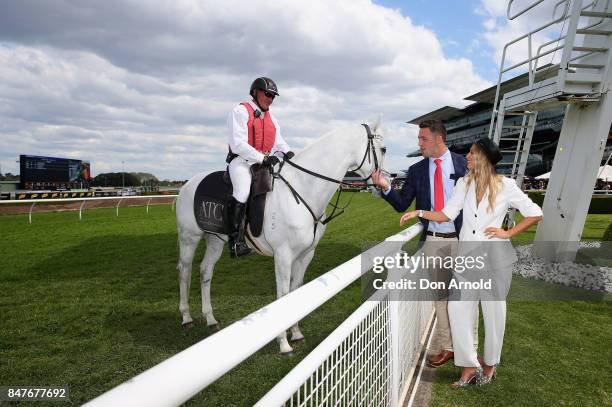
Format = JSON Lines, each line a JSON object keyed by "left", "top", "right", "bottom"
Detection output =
{"left": 226, "top": 77, "right": 294, "bottom": 258}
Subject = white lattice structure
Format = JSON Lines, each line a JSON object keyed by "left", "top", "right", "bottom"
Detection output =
{"left": 256, "top": 296, "right": 433, "bottom": 407}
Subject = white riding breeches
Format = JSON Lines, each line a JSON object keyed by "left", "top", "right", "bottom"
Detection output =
{"left": 228, "top": 156, "right": 253, "bottom": 203}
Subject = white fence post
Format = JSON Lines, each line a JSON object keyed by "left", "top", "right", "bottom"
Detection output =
{"left": 79, "top": 200, "right": 87, "bottom": 220}
{"left": 388, "top": 261, "right": 401, "bottom": 407}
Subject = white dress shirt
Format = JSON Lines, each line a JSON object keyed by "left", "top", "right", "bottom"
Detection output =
{"left": 428, "top": 149, "right": 456, "bottom": 234}
{"left": 441, "top": 176, "right": 543, "bottom": 266}
{"left": 227, "top": 101, "right": 291, "bottom": 164}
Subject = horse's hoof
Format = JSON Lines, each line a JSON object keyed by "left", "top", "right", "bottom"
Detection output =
{"left": 290, "top": 336, "right": 305, "bottom": 343}
{"left": 280, "top": 350, "right": 294, "bottom": 357}
{"left": 208, "top": 323, "right": 220, "bottom": 333}
{"left": 182, "top": 321, "right": 194, "bottom": 330}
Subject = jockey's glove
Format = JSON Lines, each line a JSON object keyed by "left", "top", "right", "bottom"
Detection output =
{"left": 284, "top": 151, "right": 295, "bottom": 160}
{"left": 262, "top": 155, "right": 280, "bottom": 167}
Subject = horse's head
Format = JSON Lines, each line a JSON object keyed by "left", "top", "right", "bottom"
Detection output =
{"left": 352, "top": 123, "right": 389, "bottom": 196}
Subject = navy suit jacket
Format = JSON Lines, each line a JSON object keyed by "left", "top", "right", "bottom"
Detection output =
{"left": 384, "top": 152, "right": 467, "bottom": 241}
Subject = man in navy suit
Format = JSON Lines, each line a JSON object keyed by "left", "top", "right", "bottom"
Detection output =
{"left": 373, "top": 119, "right": 475, "bottom": 368}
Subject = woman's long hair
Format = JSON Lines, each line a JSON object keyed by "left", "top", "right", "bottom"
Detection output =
{"left": 464, "top": 145, "right": 503, "bottom": 213}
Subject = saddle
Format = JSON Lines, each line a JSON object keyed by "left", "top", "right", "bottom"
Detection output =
{"left": 193, "top": 164, "right": 273, "bottom": 237}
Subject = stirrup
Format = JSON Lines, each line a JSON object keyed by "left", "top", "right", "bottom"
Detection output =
{"left": 230, "top": 242, "right": 253, "bottom": 258}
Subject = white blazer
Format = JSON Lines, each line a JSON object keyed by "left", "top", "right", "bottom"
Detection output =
{"left": 441, "top": 176, "right": 543, "bottom": 267}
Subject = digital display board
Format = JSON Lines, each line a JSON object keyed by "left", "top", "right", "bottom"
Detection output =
{"left": 20, "top": 155, "right": 91, "bottom": 186}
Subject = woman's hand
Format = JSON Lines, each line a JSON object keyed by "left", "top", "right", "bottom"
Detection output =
{"left": 400, "top": 210, "right": 419, "bottom": 226}
{"left": 484, "top": 227, "right": 511, "bottom": 239}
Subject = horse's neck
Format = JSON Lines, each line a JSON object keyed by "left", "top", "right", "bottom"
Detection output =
{"left": 282, "top": 129, "right": 365, "bottom": 219}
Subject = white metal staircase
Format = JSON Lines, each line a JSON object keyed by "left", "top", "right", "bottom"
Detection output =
{"left": 489, "top": 0, "right": 612, "bottom": 260}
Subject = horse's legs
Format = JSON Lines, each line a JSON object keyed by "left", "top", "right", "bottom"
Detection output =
{"left": 274, "top": 248, "right": 294, "bottom": 354}
{"left": 178, "top": 229, "right": 201, "bottom": 327}
{"left": 288, "top": 249, "right": 315, "bottom": 342}
{"left": 200, "top": 234, "right": 224, "bottom": 329}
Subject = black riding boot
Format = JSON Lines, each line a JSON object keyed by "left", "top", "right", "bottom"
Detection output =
{"left": 227, "top": 197, "right": 253, "bottom": 258}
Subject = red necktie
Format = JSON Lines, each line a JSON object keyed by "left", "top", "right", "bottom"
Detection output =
{"left": 434, "top": 159, "right": 444, "bottom": 223}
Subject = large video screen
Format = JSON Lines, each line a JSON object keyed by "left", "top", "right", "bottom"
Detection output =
{"left": 20, "top": 155, "right": 92, "bottom": 183}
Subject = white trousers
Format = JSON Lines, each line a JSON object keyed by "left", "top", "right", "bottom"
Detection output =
{"left": 228, "top": 157, "right": 253, "bottom": 203}
{"left": 447, "top": 264, "right": 512, "bottom": 367}
{"left": 423, "top": 235, "right": 478, "bottom": 352}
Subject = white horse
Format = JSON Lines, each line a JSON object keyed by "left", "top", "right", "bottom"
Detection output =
{"left": 175, "top": 123, "right": 387, "bottom": 354}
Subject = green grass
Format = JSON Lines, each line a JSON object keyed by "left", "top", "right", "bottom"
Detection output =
{"left": 430, "top": 213, "right": 612, "bottom": 407}
{"left": 0, "top": 193, "right": 404, "bottom": 406}
{"left": 0, "top": 195, "right": 610, "bottom": 406}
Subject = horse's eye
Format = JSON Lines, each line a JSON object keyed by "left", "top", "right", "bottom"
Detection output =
{"left": 381, "top": 147, "right": 387, "bottom": 154}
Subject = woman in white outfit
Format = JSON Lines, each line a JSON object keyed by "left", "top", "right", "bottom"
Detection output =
{"left": 400, "top": 137, "right": 543, "bottom": 387}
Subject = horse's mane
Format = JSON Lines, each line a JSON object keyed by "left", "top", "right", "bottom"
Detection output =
{"left": 296, "top": 121, "right": 383, "bottom": 156}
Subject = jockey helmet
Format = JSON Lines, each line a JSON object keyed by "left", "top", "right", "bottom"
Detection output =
{"left": 250, "top": 77, "right": 279, "bottom": 97}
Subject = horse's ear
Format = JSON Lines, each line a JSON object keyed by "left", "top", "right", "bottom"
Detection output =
{"left": 371, "top": 115, "right": 384, "bottom": 138}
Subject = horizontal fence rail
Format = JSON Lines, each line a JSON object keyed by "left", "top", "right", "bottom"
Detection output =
{"left": 84, "top": 223, "right": 424, "bottom": 407}
{"left": 0, "top": 194, "right": 178, "bottom": 204}
{"left": 0, "top": 195, "right": 178, "bottom": 223}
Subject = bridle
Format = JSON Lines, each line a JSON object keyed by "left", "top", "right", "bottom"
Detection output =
{"left": 280, "top": 124, "right": 386, "bottom": 188}
{"left": 273, "top": 124, "right": 388, "bottom": 237}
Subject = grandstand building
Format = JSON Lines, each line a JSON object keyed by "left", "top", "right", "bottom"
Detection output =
{"left": 408, "top": 70, "right": 612, "bottom": 176}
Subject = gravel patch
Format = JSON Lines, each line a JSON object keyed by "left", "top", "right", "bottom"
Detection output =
{"left": 513, "top": 244, "right": 612, "bottom": 293}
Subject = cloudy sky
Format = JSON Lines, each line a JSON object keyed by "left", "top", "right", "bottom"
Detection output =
{"left": 0, "top": 0, "right": 564, "bottom": 180}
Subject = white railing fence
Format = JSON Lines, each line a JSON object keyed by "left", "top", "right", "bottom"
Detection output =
{"left": 84, "top": 223, "right": 428, "bottom": 407}
{"left": 256, "top": 286, "right": 434, "bottom": 406}
{"left": 0, "top": 195, "right": 178, "bottom": 223}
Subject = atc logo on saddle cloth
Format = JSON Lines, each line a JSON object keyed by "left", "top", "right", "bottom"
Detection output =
{"left": 193, "top": 167, "right": 273, "bottom": 240}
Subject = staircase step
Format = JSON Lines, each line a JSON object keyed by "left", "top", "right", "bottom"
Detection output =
{"left": 568, "top": 63, "right": 605, "bottom": 69}
{"left": 580, "top": 11, "right": 612, "bottom": 18}
{"left": 573, "top": 46, "right": 608, "bottom": 53}
{"left": 499, "top": 137, "right": 525, "bottom": 141}
{"left": 501, "top": 149, "right": 528, "bottom": 153}
{"left": 576, "top": 28, "right": 612, "bottom": 36}
{"left": 565, "top": 72, "right": 602, "bottom": 83}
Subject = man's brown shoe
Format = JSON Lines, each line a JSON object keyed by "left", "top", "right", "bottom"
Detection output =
{"left": 427, "top": 350, "right": 454, "bottom": 368}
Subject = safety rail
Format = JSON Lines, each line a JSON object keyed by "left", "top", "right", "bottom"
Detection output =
{"left": 0, "top": 195, "right": 178, "bottom": 223}
{"left": 488, "top": 0, "right": 609, "bottom": 137}
{"left": 84, "top": 223, "right": 426, "bottom": 407}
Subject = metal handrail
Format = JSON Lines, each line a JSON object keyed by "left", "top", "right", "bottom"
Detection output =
{"left": 532, "top": 0, "right": 608, "bottom": 70}
{"left": 508, "top": 0, "right": 547, "bottom": 20}
{"left": 488, "top": 0, "right": 591, "bottom": 138}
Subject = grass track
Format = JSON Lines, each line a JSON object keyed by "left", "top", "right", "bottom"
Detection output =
{"left": 0, "top": 194, "right": 610, "bottom": 406}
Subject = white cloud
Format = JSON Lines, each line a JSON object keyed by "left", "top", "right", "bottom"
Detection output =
{"left": 475, "top": 0, "right": 585, "bottom": 80}
{"left": 0, "top": 0, "right": 490, "bottom": 179}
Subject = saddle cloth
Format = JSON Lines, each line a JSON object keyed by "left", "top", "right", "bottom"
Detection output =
{"left": 193, "top": 164, "right": 273, "bottom": 237}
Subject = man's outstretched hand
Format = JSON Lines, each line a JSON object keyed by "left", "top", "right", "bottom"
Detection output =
{"left": 372, "top": 170, "right": 390, "bottom": 190}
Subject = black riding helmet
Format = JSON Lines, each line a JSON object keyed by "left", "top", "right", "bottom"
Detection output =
{"left": 250, "top": 77, "right": 279, "bottom": 98}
